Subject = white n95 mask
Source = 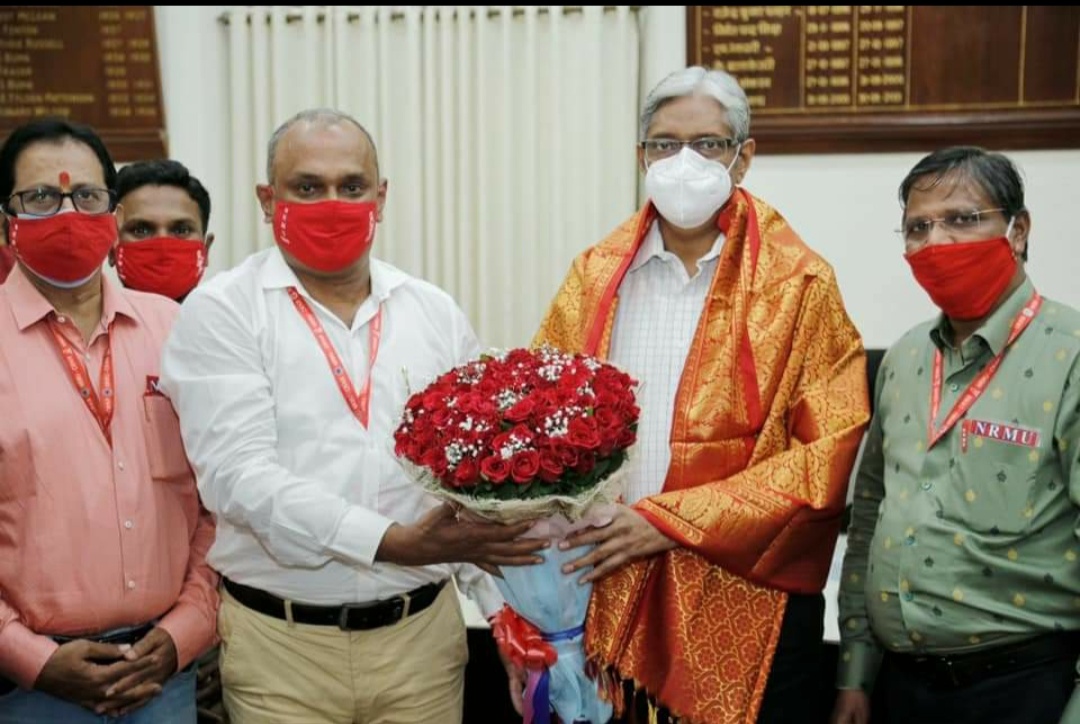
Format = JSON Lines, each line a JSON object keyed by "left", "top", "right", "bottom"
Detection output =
{"left": 644, "top": 146, "right": 740, "bottom": 229}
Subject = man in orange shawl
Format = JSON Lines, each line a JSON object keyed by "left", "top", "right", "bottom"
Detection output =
{"left": 534, "top": 66, "right": 871, "bottom": 724}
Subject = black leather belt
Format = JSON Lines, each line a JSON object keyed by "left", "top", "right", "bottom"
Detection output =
{"left": 50, "top": 622, "right": 155, "bottom": 648}
{"left": 887, "top": 632, "right": 1080, "bottom": 690}
{"left": 223, "top": 578, "right": 447, "bottom": 631}
{"left": 0, "top": 622, "right": 158, "bottom": 696}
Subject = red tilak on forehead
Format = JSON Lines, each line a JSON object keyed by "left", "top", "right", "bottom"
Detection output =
{"left": 59, "top": 171, "right": 70, "bottom": 188}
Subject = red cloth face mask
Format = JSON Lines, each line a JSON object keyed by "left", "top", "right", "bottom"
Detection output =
{"left": 9, "top": 211, "right": 117, "bottom": 287}
{"left": 272, "top": 200, "right": 377, "bottom": 273}
{"left": 116, "top": 237, "right": 207, "bottom": 301}
{"left": 905, "top": 236, "right": 1017, "bottom": 320}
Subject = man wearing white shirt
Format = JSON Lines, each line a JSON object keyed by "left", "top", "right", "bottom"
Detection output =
{"left": 159, "top": 108, "right": 544, "bottom": 723}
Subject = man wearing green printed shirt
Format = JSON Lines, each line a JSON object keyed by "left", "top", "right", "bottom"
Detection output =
{"left": 831, "top": 146, "right": 1080, "bottom": 724}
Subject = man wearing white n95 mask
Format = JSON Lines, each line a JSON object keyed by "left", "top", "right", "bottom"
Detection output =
{"left": 158, "top": 108, "right": 545, "bottom": 723}
{"left": 534, "top": 67, "right": 869, "bottom": 724}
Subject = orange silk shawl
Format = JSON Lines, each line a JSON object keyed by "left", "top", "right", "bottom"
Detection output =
{"left": 532, "top": 189, "right": 870, "bottom": 723}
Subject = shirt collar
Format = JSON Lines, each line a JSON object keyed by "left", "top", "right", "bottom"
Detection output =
{"left": 929, "top": 276, "right": 1036, "bottom": 355}
{"left": 258, "top": 246, "right": 408, "bottom": 305}
{"left": 6, "top": 264, "right": 137, "bottom": 332}
{"left": 627, "top": 219, "right": 725, "bottom": 274}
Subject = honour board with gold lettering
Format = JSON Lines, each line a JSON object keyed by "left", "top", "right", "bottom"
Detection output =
{"left": 688, "top": 6, "right": 1080, "bottom": 153}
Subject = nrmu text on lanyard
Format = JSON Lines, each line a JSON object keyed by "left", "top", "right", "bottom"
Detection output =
{"left": 927, "top": 292, "right": 1042, "bottom": 452}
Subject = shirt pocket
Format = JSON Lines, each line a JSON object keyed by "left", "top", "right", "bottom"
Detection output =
{"left": 0, "top": 427, "right": 34, "bottom": 502}
{"left": 962, "top": 445, "right": 1040, "bottom": 535}
{"left": 142, "top": 395, "right": 192, "bottom": 483}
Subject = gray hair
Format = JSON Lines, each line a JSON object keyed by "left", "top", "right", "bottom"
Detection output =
{"left": 639, "top": 66, "right": 751, "bottom": 142}
{"left": 266, "top": 108, "right": 379, "bottom": 183}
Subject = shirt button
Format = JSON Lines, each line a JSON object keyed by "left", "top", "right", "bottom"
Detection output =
{"left": 950, "top": 383, "right": 960, "bottom": 392}
{"left": 56, "top": 315, "right": 66, "bottom": 324}
{"left": 921, "top": 481, "right": 932, "bottom": 491}
{"left": 904, "top": 536, "right": 916, "bottom": 546}
{"left": 117, "top": 461, "right": 125, "bottom": 471}
{"left": 124, "top": 520, "right": 133, "bottom": 530}
{"left": 127, "top": 580, "right": 136, "bottom": 590}
{"left": 902, "top": 591, "right": 914, "bottom": 602}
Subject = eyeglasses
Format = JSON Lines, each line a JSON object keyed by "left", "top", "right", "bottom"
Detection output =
{"left": 640, "top": 136, "right": 741, "bottom": 164}
{"left": 897, "top": 208, "right": 1005, "bottom": 246}
{"left": 3, "top": 187, "right": 117, "bottom": 217}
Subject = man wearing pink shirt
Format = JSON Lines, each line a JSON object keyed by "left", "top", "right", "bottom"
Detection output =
{"left": 0, "top": 118, "right": 219, "bottom": 722}
{"left": 0, "top": 243, "right": 12, "bottom": 283}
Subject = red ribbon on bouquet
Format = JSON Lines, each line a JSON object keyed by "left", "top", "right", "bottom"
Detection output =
{"left": 492, "top": 605, "right": 558, "bottom": 669}
{"left": 492, "top": 605, "right": 561, "bottom": 724}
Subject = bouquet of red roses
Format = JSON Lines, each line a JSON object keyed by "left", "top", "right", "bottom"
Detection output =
{"left": 393, "top": 345, "right": 639, "bottom": 523}
{"left": 393, "top": 346, "right": 639, "bottom": 723}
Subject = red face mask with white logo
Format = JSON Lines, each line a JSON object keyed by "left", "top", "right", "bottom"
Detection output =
{"left": 272, "top": 200, "right": 378, "bottom": 273}
{"left": 116, "top": 237, "right": 207, "bottom": 301}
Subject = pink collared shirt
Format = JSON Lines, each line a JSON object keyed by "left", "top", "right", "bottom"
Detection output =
{"left": 0, "top": 247, "right": 14, "bottom": 284}
{"left": 0, "top": 265, "right": 219, "bottom": 689}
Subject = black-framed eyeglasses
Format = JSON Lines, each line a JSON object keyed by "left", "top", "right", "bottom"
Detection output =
{"left": 640, "top": 136, "right": 741, "bottom": 164}
{"left": 3, "top": 187, "right": 117, "bottom": 217}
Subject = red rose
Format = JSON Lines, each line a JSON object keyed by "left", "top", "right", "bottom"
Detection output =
{"left": 477, "top": 377, "right": 500, "bottom": 397}
{"left": 511, "top": 450, "right": 541, "bottom": 484}
{"left": 481, "top": 455, "right": 511, "bottom": 484}
{"left": 538, "top": 452, "right": 563, "bottom": 483}
{"left": 421, "top": 447, "right": 448, "bottom": 478}
{"left": 461, "top": 392, "right": 497, "bottom": 418}
{"left": 593, "top": 406, "right": 621, "bottom": 431}
{"left": 595, "top": 390, "right": 623, "bottom": 411}
{"left": 550, "top": 441, "right": 579, "bottom": 469}
{"left": 505, "top": 396, "right": 536, "bottom": 423}
{"left": 532, "top": 388, "right": 560, "bottom": 414}
{"left": 423, "top": 389, "right": 448, "bottom": 409}
{"left": 410, "top": 424, "right": 436, "bottom": 451}
{"left": 510, "top": 424, "right": 534, "bottom": 445}
{"left": 556, "top": 366, "right": 588, "bottom": 393}
{"left": 573, "top": 454, "right": 596, "bottom": 475}
{"left": 431, "top": 407, "right": 453, "bottom": 428}
{"left": 567, "top": 416, "right": 601, "bottom": 451}
{"left": 453, "top": 457, "right": 480, "bottom": 487}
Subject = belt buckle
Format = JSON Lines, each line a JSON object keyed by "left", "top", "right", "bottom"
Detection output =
{"left": 337, "top": 592, "right": 412, "bottom": 631}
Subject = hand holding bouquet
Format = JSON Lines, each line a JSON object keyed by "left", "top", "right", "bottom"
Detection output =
{"left": 393, "top": 346, "right": 640, "bottom": 723}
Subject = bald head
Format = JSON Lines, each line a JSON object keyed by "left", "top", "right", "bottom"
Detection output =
{"left": 266, "top": 108, "right": 379, "bottom": 184}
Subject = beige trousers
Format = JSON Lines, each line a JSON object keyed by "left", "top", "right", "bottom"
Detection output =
{"left": 218, "top": 583, "right": 468, "bottom": 724}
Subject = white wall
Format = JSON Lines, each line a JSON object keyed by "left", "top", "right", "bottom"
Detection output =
{"left": 157, "top": 6, "right": 1080, "bottom": 350}
{"left": 641, "top": 7, "right": 1080, "bottom": 349}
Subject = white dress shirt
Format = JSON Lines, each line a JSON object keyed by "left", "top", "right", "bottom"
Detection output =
{"left": 607, "top": 220, "right": 724, "bottom": 504}
{"left": 160, "top": 247, "right": 502, "bottom": 616}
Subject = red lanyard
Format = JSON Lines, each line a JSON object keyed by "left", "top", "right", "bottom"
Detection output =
{"left": 928, "top": 292, "right": 1042, "bottom": 450}
{"left": 47, "top": 317, "right": 114, "bottom": 446}
{"left": 287, "top": 287, "right": 382, "bottom": 429}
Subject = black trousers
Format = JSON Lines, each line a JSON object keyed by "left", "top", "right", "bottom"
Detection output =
{"left": 879, "top": 649, "right": 1076, "bottom": 724}
{"left": 611, "top": 593, "right": 827, "bottom": 724}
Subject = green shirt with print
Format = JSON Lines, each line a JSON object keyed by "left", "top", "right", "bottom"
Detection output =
{"left": 837, "top": 276, "right": 1080, "bottom": 702}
